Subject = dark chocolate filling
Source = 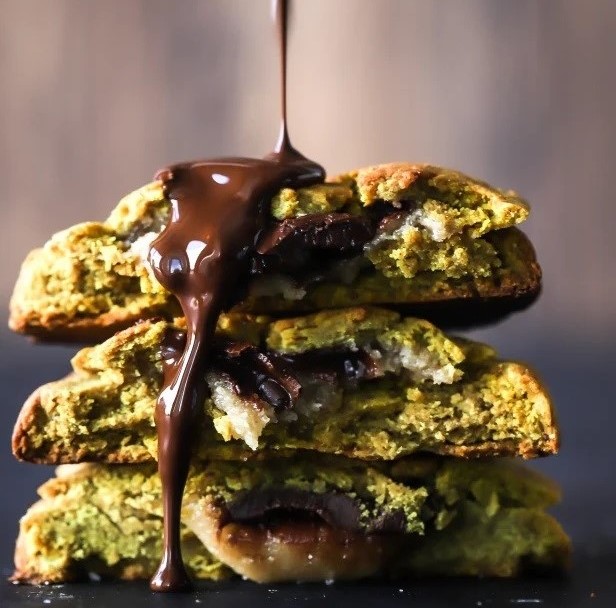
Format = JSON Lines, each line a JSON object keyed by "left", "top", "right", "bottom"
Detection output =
{"left": 162, "top": 326, "right": 380, "bottom": 412}
{"left": 252, "top": 212, "right": 375, "bottom": 277}
{"left": 226, "top": 487, "right": 406, "bottom": 533}
{"left": 212, "top": 340, "right": 301, "bottom": 410}
{"left": 249, "top": 199, "right": 421, "bottom": 280}
{"left": 267, "top": 348, "right": 380, "bottom": 386}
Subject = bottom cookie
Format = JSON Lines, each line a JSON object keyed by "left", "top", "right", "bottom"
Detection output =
{"left": 13, "top": 456, "right": 570, "bottom": 585}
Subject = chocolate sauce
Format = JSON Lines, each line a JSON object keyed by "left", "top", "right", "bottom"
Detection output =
{"left": 148, "top": 0, "right": 325, "bottom": 592}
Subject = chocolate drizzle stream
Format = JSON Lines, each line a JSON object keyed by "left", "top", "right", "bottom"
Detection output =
{"left": 148, "top": 0, "right": 325, "bottom": 592}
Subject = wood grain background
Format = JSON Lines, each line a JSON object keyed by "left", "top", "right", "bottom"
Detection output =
{"left": 1, "top": 0, "right": 614, "bottom": 345}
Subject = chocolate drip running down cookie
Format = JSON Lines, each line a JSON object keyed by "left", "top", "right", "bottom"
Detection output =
{"left": 147, "top": 0, "right": 326, "bottom": 592}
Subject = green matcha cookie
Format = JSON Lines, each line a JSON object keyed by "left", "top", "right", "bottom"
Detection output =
{"left": 9, "top": 163, "right": 539, "bottom": 341}
{"left": 13, "top": 455, "right": 569, "bottom": 584}
{"left": 12, "top": 308, "right": 557, "bottom": 463}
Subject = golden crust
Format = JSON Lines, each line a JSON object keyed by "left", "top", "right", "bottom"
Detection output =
{"left": 8, "top": 307, "right": 159, "bottom": 344}
{"left": 339, "top": 162, "right": 426, "bottom": 204}
{"left": 12, "top": 380, "right": 154, "bottom": 464}
{"left": 334, "top": 162, "right": 527, "bottom": 206}
{"left": 12, "top": 538, "right": 154, "bottom": 584}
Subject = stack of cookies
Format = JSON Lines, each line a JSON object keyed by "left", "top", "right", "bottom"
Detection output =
{"left": 9, "top": 163, "right": 570, "bottom": 584}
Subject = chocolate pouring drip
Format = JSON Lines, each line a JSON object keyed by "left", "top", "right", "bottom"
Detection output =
{"left": 148, "top": 0, "right": 325, "bottom": 592}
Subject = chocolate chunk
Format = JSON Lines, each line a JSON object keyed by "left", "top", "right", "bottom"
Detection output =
{"left": 376, "top": 210, "right": 407, "bottom": 234}
{"left": 226, "top": 487, "right": 406, "bottom": 533}
{"left": 252, "top": 213, "right": 374, "bottom": 275}
{"left": 162, "top": 331, "right": 381, "bottom": 410}
{"left": 269, "top": 347, "right": 379, "bottom": 386}
{"left": 344, "top": 356, "right": 368, "bottom": 382}
{"left": 256, "top": 213, "right": 373, "bottom": 254}
{"left": 258, "top": 377, "right": 292, "bottom": 410}
{"left": 212, "top": 340, "right": 302, "bottom": 410}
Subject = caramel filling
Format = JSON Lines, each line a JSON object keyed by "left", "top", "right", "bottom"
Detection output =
{"left": 183, "top": 488, "right": 405, "bottom": 584}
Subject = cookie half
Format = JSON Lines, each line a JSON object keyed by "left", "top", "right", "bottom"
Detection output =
{"left": 13, "top": 308, "right": 558, "bottom": 464}
{"left": 13, "top": 456, "right": 570, "bottom": 584}
{"left": 9, "top": 163, "right": 540, "bottom": 342}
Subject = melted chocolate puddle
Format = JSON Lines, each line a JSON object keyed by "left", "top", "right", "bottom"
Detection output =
{"left": 148, "top": 0, "right": 325, "bottom": 592}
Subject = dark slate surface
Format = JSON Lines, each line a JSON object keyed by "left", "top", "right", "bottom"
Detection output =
{"left": 1, "top": 326, "right": 614, "bottom": 606}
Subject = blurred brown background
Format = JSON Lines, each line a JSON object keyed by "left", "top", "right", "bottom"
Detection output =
{"left": 0, "top": 0, "right": 615, "bottom": 567}
{"left": 1, "top": 0, "right": 615, "bottom": 343}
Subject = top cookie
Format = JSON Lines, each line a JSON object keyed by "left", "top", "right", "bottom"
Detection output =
{"left": 9, "top": 163, "right": 540, "bottom": 342}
